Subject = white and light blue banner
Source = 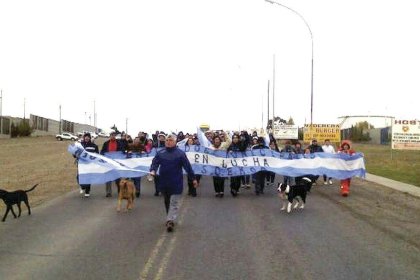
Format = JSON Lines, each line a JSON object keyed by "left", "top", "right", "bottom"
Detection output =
{"left": 69, "top": 143, "right": 366, "bottom": 185}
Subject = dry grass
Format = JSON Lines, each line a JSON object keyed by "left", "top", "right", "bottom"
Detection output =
{"left": 0, "top": 136, "right": 105, "bottom": 212}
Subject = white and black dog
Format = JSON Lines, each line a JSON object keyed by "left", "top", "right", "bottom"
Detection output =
{"left": 277, "top": 177, "right": 312, "bottom": 213}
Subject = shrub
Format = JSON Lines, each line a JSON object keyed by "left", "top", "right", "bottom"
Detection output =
{"left": 11, "top": 123, "right": 18, "bottom": 138}
{"left": 10, "top": 120, "right": 33, "bottom": 138}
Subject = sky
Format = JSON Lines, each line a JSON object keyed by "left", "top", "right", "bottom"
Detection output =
{"left": 1, "top": 0, "right": 419, "bottom": 135}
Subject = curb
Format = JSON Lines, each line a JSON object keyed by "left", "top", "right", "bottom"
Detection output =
{"left": 364, "top": 173, "right": 420, "bottom": 198}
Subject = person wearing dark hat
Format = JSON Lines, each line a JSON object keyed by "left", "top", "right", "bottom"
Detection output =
{"left": 308, "top": 139, "right": 324, "bottom": 185}
{"left": 280, "top": 140, "right": 296, "bottom": 186}
{"left": 176, "top": 131, "right": 185, "bottom": 143}
{"left": 149, "top": 134, "right": 197, "bottom": 232}
{"left": 156, "top": 133, "right": 166, "bottom": 148}
{"left": 78, "top": 132, "right": 99, "bottom": 197}
{"left": 227, "top": 134, "right": 247, "bottom": 197}
{"left": 239, "top": 131, "right": 252, "bottom": 189}
{"left": 101, "top": 131, "right": 127, "bottom": 197}
{"left": 126, "top": 136, "right": 147, "bottom": 197}
{"left": 251, "top": 137, "right": 269, "bottom": 195}
{"left": 250, "top": 136, "right": 259, "bottom": 148}
{"left": 151, "top": 133, "right": 167, "bottom": 196}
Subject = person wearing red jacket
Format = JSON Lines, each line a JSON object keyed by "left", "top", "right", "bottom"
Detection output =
{"left": 338, "top": 141, "right": 356, "bottom": 196}
{"left": 101, "top": 131, "right": 127, "bottom": 197}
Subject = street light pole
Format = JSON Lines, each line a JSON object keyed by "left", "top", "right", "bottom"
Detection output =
{"left": 265, "top": 0, "right": 314, "bottom": 124}
{"left": 0, "top": 89, "right": 2, "bottom": 117}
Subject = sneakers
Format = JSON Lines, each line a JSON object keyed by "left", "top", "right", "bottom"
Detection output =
{"left": 136, "top": 192, "right": 140, "bottom": 198}
{"left": 106, "top": 193, "right": 111, "bottom": 197}
{"left": 324, "top": 181, "right": 328, "bottom": 185}
{"left": 79, "top": 188, "right": 84, "bottom": 194}
{"left": 166, "top": 221, "right": 174, "bottom": 232}
{"left": 84, "top": 193, "right": 90, "bottom": 198}
{"left": 329, "top": 179, "right": 333, "bottom": 185}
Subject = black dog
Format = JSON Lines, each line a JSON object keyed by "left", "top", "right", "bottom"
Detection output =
{"left": 277, "top": 177, "right": 312, "bottom": 213}
{"left": 0, "top": 184, "right": 38, "bottom": 222}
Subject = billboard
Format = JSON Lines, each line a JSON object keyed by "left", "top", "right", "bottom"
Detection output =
{"left": 303, "top": 124, "right": 341, "bottom": 143}
{"left": 392, "top": 119, "right": 420, "bottom": 150}
{"left": 272, "top": 124, "right": 298, "bottom": 139}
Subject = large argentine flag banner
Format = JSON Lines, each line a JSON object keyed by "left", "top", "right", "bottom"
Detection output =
{"left": 69, "top": 143, "right": 366, "bottom": 185}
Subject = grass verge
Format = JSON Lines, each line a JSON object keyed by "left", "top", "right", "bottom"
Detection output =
{"left": 354, "top": 143, "right": 420, "bottom": 187}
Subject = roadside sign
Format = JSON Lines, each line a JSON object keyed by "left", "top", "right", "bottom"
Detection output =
{"left": 303, "top": 124, "right": 341, "bottom": 143}
{"left": 272, "top": 124, "right": 298, "bottom": 139}
{"left": 392, "top": 119, "right": 420, "bottom": 150}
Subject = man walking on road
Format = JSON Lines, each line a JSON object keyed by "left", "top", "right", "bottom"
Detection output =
{"left": 150, "top": 134, "right": 197, "bottom": 232}
{"left": 322, "top": 139, "right": 336, "bottom": 185}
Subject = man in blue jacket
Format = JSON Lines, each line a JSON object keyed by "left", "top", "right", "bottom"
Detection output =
{"left": 150, "top": 134, "right": 197, "bottom": 232}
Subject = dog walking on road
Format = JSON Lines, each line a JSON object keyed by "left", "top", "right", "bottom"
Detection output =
{"left": 0, "top": 184, "right": 39, "bottom": 222}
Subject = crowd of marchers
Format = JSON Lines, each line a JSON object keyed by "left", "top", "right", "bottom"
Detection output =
{"left": 74, "top": 129, "right": 356, "bottom": 232}
{"left": 76, "top": 129, "right": 356, "bottom": 199}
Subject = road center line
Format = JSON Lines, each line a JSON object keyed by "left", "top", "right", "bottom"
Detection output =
{"left": 139, "top": 232, "right": 167, "bottom": 280}
{"left": 139, "top": 197, "right": 187, "bottom": 280}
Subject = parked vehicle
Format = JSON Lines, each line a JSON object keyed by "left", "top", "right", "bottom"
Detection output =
{"left": 56, "top": 132, "right": 78, "bottom": 141}
{"left": 90, "top": 132, "right": 98, "bottom": 139}
{"left": 77, "top": 131, "right": 98, "bottom": 139}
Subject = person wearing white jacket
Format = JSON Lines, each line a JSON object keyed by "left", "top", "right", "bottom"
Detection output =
{"left": 322, "top": 139, "right": 336, "bottom": 185}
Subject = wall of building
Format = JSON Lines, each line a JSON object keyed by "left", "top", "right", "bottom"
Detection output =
{"left": 0, "top": 114, "right": 97, "bottom": 138}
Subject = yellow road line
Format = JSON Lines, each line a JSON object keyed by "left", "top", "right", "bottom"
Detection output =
{"left": 139, "top": 197, "right": 187, "bottom": 280}
{"left": 139, "top": 233, "right": 167, "bottom": 280}
{"left": 153, "top": 232, "right": 178, "bottom": 280}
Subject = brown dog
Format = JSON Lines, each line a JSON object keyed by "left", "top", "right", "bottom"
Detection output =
{"left": 117, "top": 179, "right": 135, "bottom": 212}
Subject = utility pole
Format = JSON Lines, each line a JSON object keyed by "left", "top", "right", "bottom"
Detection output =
{"left": 267, "top": 80, "right": 270, "bottom": 129}
{"left": 261, "top": 92, "right": 264, "bottom": 129}
{"left": 272, "top": 54, "right": 276, "bottom": 121}
{"left": 0, "top": 89, "right": 3, "bottom": 134}
{"left": 0, "top": 89, "right": 2, "bottom": 117}
{"left": 59, "top": 105, "right": 62, "bottom": 134}
{"left": 93, "top": 100, "right": 97, "bottom": 132}
{"left": 23, "top": 98, "right": 26, "bottom": 119}
{"left": 265, "top": 0, "right": 314, "bottom": 124}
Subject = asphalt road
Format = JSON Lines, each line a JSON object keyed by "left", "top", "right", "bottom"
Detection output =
{"left": 0, "top": 176, "right": 419, "bottom": 280}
